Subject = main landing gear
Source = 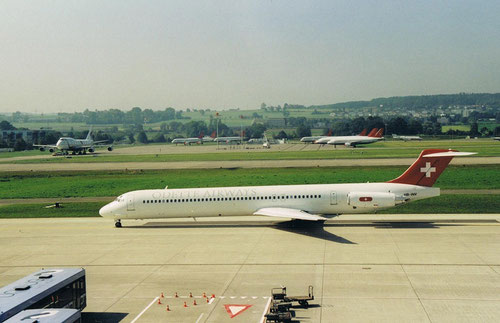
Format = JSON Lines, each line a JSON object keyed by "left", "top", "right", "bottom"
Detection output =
{"left": 115, "top": 219, "right": 122, "bottom": 228}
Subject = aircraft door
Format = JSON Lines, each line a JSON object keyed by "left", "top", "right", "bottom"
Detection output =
{"left": 127, "top": 194, "right": 135, "bottom": 211}
{"left": 330, "top": 192, "right": 337, "bottom": 205}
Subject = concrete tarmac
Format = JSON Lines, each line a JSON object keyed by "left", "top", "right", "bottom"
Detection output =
{"left": 1, "top": 215, "right": 500, "bottom": 322}
{"left": 0, "top": 156, "right": 498, "bottom": 172}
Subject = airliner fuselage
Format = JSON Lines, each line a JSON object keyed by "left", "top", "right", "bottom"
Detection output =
{"left": 99, "top": 183, "right": 438, "bottom": 220}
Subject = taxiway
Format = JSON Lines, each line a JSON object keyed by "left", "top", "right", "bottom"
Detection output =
{"left": 1, "top": 215, "right": 500, "bottom": 322}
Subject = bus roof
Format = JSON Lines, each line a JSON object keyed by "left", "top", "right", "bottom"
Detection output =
{"left": 4, "top": 309, "right": 81, "bottom": 323}
{"left": 0, "top": 268, "right": 85, "bottom": 321}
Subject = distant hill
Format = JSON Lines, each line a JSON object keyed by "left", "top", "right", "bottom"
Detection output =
{"left": 311, "top": 93, "right": 500, "bottom": 110}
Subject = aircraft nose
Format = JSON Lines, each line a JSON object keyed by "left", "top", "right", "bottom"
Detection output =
{"left": 99, "top": 203, "right": 114, "bottom": 217}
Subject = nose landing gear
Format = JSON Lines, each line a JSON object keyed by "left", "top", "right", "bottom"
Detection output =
{"left": 115, "top": 220, "right": 122, "bottom": 228}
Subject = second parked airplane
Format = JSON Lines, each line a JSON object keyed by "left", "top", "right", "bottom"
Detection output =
{"left": 314, "top": 128, "right": 384, "bottom": 147}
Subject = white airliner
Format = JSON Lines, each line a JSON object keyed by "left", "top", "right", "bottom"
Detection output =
{"left": 300, "top": 136, "right": 325, "bottom": 143}
{"left": 100, "top": 149, "right": 474, "bottom": 227}
{"left": 314, "top": 128, "right": 384, "bottom": 147}
{"left": 171, "top": 137, "right": 203, "bottom": 145}
{"left": 34, "top": 127, "right": 112, "bottom": 155}
{"left": 300, "top": 129, "right": 338, "bottom": 143}
{"left": 214, "top": 136, "right": 243, "bottom": 143}
{"left": 392, "top": 134, "right": 423, "bottom": 141}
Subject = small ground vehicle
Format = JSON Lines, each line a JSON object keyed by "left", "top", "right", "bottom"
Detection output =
{"left": 271, "top": 285, "right": 314, "bottom": 307}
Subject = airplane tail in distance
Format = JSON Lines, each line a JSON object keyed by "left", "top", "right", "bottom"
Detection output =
{"left": 371, "top": 128, "right": 384, "bottom": 138}
{"left": 327, "top": 129, "right": 333, "bottom": 136}
{"left": 211, "top": 131, "right": 216, "bottom": 138}
{"left": 86, "top": 126, "right": 93, "bottom": 140}
{"left": 366, "top": 128, "right": 378, "bottom": 137}
{"left": 388, "top": 149, "right": 476, "bottom": 187}
{"left": 359, "top": 129, "right": 367, "bottom": 136}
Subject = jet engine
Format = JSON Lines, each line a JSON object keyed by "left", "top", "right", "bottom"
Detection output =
{"left": 107, "top": 146, "right": 113, "bottom": 151}
{"left": 348, "top": 192, "right": 396, "bottom": 208}
{"left": 49, "top": 148, "right": 55, "bottom": 153}
{"left": 39, "top": 147, "right": 45, "bottom": 152}
{"left": 88, "top": 148, "right": 94, "bottom": 153}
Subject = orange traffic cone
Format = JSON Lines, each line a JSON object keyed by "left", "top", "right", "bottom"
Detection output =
{"left": 166, "top": 305, "right": 171, "bottom": 311}
{"left": 193, "top": 299, "right": 197, "bottom": 306}
{"left": 157, "top": 298, "right": 162, "bottom": 305}
{"left": 183, "top": 301, "right": 188, "bottom": 308}
{"left": 189, "top": 292, "right": 193, "bottom": 298}
{"left": 174, "top": 292, "right": 178, "bottom": 298}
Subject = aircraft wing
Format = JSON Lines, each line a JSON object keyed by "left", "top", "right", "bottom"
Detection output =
{"left": 253, "top": 207, "right": 327, "bottom": 221}
{"left": 33, "top": 144, "right": 58, "bottom": 149}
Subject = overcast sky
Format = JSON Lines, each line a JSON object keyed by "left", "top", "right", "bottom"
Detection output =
{"left": 1, "top": 0, "right": 499, "bottom": 113}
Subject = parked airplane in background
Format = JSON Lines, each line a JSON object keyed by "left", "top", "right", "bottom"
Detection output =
{"left": 171, "top": 135, "right": 203, "bottom": 145}
{"left": 314, "top": 128, "right": 384, "bottom": 147}
{"left": 100, "top": 149, "right": 474, "bottom": 227}
{"left": 214, "top": 136, "right": 243, "bottom": 143}
{"left": 300, "top": 136, "right": 324, "bottom": 143}
{"left": 300, "top": 129, "right": 336, "bottom": 143}
{"left": 392, "top": 134, "right": 422, "bottom": 141}
{"left": 34, "top": 127, "right": 112, "bottom": 155}
{"left": 202, "top": 131, "right": 216, "bottom": 142}
{"left": 312, "top": 129, "right": 374, "bottom": 145}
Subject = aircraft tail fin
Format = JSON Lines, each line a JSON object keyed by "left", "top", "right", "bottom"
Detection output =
{"left": 359, "top": 129, "right": 367, "bottom": 136}
{"left": 370, "top": 128, "right": 384, "bottom": 138}
{"left": 387, "top": 149, "right": 476, "bottom": 187}
{"left": 86, "top": 126, "right": 93, "bottom": 140}
{"left": 366, "top": 128, "right": 378, "bottom": 137}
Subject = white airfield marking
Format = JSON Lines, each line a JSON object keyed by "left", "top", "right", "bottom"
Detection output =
{"left": 130, "top": 296, "right": 158, "bottom": 323}
{"left": 260, "top": 296, "right": 273, "bottom": 323}
{"left": 195, "top": 313, "right": 204, "bottom": 323}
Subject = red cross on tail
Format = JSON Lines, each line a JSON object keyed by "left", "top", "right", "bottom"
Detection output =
{"left": 387, "top": 149, "right": 476, "bottom": 187}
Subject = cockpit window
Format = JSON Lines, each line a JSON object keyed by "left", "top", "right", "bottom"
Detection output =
{"left": 115, "top": 195, "right": 124, "bottom": 202}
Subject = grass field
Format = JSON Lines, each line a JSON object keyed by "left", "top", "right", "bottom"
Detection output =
{"left": 1, "top": 194, "right": 497, "bottom": 218}
{"left": 442, "top": 125, "right": 471, "bottom": 132}
{"left": 377, "top": 194, "right": 500, "bottom": 214}
{"left": 0, "top": 165, "right": 498, "bottom": 199}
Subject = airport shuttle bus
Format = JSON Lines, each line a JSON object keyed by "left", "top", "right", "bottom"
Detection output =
{"left": 0, "top": 268, "right": 86, "bottom": 322}
{"left": 100, "top": 149, "right": 475, "bottom": 227}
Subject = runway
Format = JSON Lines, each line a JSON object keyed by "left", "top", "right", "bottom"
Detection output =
{"left": 0, "top": 156, "right": 498, "bottom": 172}
{"left": 1, "top": 215, "right": 500, "bottom": 322}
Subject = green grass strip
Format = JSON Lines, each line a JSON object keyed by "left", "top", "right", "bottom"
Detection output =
{"left": 0, "top": 165, "right": 498, "bottom": 199}
{"left": 379, "top": 194, "right": 500, "bottom": 214}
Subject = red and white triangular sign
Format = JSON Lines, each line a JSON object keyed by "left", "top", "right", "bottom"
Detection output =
{"left": 224, "top": 304, "right": 252, "bottom": 318}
